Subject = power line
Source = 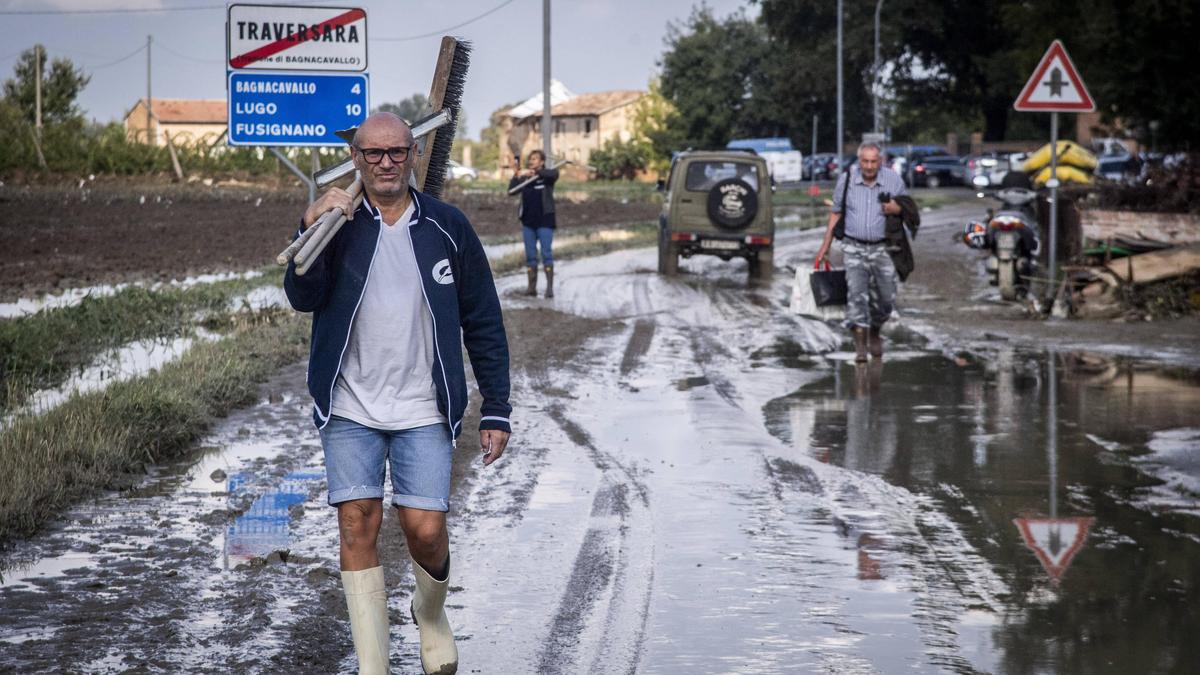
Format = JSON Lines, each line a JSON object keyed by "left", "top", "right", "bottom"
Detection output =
{"left": 0, "top": 3, "right": 222, "bottom": 16}
{"left": 90, "top": 44, "right": 147, "bottom": 69}
{"left": 374, "top": 0, "right": 521, "bottom": 41}
{"left": 0, "top": 0, "right": 331, "bottom": 16}
{"left": 155, "top": 41, "right": 222, "bottom": 65}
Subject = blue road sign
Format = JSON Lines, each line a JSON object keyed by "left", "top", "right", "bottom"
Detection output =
{"left": 228, "top": 71, "right": 368, "bottom": 146}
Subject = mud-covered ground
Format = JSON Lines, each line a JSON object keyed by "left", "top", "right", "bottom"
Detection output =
{"left": 1, "top": 188, "right": 1198, "bottom": 673}
{"left": 0, "top": 177, "right": 658, "bottom": 301}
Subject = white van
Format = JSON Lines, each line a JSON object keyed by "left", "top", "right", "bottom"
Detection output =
{"left": 726, "top": 138, "right": 803, "bottom": 184}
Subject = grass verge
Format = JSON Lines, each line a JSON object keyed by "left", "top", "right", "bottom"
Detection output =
{"left": 0, "top": 269, "right": 280, "bottom": 413}
{"left": 0, "top": 309, "right": 308, "bottom": 545}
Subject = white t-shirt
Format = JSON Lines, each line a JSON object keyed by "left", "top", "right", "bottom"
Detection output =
{"left": 330, "top": 201, "right": 444, "bottom": 430}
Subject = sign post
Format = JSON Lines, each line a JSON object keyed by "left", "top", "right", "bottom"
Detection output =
{"left": 1013, "top": 40, "right": 1095, "bottom": 305}
{"left": 226, "top": 4, "right": 368, "bottom": 200}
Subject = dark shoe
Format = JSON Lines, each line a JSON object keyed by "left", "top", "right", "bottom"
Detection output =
{"left": 544, "top": 266, "right": 554, "bottom": 298}
{"left": 869, "top": 326, "right": 883, "bottom": 359}
{"left": 853, "top": 327, "right": 869, "bottom": 363}
{"left": 525, "top": 267, "right": 537, "bottom": 296}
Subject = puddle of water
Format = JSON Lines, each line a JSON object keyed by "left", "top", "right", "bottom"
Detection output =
{"left": 228, "top": 285, "right": 288, "bottom": 312}
{"left": 763, "top": 350, "right": 1200, "bottom": 673}
{"left": 5, "top": 330, "right": 219, "bottom": 422}
{"left": 0, "top": 270, "right": 263, "bottom": 319}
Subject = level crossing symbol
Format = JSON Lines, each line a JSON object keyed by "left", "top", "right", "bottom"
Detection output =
{"left": 1013, "top": 40, "right": 1095, "bottom": 112}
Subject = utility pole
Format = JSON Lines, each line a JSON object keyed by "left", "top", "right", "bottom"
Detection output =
{"left": 32, "top": 43, "right": 46, "bottom": 169}
{"left": 541, "top": 0, "right": 552, "bottom": 160}
{"left": 836, "top": 0, "right": 843, "bottom": 165}
{"left": 34, "top": 44, "right": 42, "bottom": 138}
{"left": 873, "top": 0, "right": 884, "bottom": 133}
{"left": 146, "top": 35, "right": 153, "bottom": 146}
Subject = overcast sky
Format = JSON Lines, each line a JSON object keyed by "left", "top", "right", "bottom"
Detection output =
{"left": 0, "top": 0, "right": 754, "bottom": 141}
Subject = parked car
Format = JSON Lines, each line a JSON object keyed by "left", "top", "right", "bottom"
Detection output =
{"left": 446, "top": 160, "right": 478, "bottom": 181}
{"left": 909, "top": 155, "right": 966, "bottom": 187}
{"left": 886, "top": 145, "right": 948, "bottom": 177}
{"left": 1096, "top": 154, "right": 1141, "bottom": 183}
{"left": 804, "top": 153, "right": 837, "bottom": 181}
{"left": 963, "top": 152, "right": 1010, "bottom": 187}
{"left": 657, "top": 150, "right": 774, "bottom": 279}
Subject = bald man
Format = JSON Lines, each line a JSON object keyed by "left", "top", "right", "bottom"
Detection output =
{"left": 285, "top": 113, "right": 512, "bottom": 675}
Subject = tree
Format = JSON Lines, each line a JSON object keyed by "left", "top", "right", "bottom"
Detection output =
{"left": 659, "top": 8, "right": 786, "bottom": 150}
{"left": 590, "top": 138, "right": 649, "bottom": 180}
{"left": 2, "top": 45, "right": 90, "bottom": 124}
{"left": 630, "top": 78, "right": 685, "bottom": 172}
{"left": 375, "top": 93, "right": 430, "bottom": 124}
{"left": 754, "top": 0, "right": 880, "bottom": 151}
{"left": 473, "top": 102, "right": 517, "bottom": 171}
{"left": 1063, "top": 0, "right": 1196, "bottom": 150}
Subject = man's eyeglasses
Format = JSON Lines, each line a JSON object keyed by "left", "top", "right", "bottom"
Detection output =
{"left": 355, "top": 145, "right": 413, "bottom": 164}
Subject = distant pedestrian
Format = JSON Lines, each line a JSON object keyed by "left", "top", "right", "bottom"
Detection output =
{"left": 285, "top": 112, "right": 512, "bottom": 675}
{"left": 509, "top": 149, "right": 560, "bottom": 298}
{"left": 814, "top": 141, "right": 907, "bottom": 362}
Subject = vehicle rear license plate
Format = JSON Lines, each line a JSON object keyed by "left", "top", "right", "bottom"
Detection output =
{"left": 701, "top": 239, "right": 741, "bottom": 251}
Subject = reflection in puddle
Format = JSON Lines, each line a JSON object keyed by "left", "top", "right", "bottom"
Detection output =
{"left": 764, "top": 350, "right": 1200, "bottom": 673}
{"left": 223, "top": 470, "right": 323, "bottom": 569}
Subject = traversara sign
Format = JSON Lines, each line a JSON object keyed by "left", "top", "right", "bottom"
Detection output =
{"left": 227, "top": 4, "right": 367, "bottom": 71}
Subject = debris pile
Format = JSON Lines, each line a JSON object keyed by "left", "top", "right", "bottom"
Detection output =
{"left": 1067, "top": 206, "right": 1200, "bottom": 319}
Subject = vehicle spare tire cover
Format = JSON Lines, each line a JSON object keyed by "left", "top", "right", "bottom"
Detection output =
{"left": 706, "top": 178, "right": 758, "bottom": 229}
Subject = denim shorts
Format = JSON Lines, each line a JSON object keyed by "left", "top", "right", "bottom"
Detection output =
{"left": 318, "top": 417, "right": 454, "bottom": 512}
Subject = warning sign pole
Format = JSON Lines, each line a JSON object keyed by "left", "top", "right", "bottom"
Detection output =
{"left": 1014, "top": 40, "right": 1095, "bottom": 307}
{"left": 1048, "top": 112, "right": 1059, "bottom": 299}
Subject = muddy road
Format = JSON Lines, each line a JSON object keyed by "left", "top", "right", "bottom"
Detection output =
{"left": 2, "top": 195, "right": 1199, "bottom": 673}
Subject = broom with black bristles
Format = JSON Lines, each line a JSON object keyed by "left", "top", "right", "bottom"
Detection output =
{"left": 413, "top": 36, "right": 471, "bottom": 199}
{"left": 278, "top": 36, "right": 471, "bottom": 272}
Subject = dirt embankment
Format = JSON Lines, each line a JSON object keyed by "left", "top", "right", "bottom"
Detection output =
{"left": 0, "top": 177, "right": 658, "bottom": 301}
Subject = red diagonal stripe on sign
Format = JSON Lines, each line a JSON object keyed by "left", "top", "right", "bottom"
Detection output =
{"left": 230, "top": 9, "right": 365, "bottom": 69}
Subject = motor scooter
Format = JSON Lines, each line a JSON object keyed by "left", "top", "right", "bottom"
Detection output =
{"left": 962, "top": 175, "right": 1040, "bottom": 300}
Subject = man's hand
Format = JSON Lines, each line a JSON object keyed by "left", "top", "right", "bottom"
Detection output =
{"left": 302, "top": 187, "right": 355, "bottom": 230}
{"left": 480, "top": 429, "right": 511, "bottom": 466}
{"left": 882, "top": 199, "right": 902, "bottom": 216}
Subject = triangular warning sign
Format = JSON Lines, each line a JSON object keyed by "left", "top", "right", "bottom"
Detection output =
{"left": 1014, "top": 517, "right": 1094, "bottom": 582}
{"left": 1014, "top": 40, "right": 1095, "bottom": 112}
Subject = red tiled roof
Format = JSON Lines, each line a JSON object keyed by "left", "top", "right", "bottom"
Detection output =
{"left": 128, "top": 98, "right": 226, "bottom": 124}
{"left": 550, "top": 90, "right": 643, "bottom": 116}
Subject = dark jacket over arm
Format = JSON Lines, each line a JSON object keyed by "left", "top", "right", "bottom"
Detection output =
{"left": 885, "top": 195, "right": 921, "bottom": 282}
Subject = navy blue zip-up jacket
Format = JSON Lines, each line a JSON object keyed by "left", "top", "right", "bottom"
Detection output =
{"left": 283, "top": 188, "right": 512, "bottom": 438}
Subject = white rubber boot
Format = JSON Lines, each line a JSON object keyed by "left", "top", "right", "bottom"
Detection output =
{"left": 410, "top": 557, "right": 458, "bottom": 675}
{"left": 341, "top": 566, "right": 390, "bottom": 675}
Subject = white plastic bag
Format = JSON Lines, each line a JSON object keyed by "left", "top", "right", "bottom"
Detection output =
{"left": 790, "top": 267, "right": 845, "bottom": 322}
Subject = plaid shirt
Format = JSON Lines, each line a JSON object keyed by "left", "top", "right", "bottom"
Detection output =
{"left": 832, "top": 167, "right": 907, "bottom": 242}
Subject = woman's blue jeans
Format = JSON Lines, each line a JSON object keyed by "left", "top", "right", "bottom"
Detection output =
{"left": 523, "top": 226, "right": 554, "bottom": 268}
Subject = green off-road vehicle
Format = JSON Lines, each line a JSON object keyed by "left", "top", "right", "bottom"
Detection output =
{"left": 657, "top": 150, "right": 774, "bottom": 279}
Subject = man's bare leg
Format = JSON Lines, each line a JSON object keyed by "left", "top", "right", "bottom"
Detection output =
{"left": 398, "top": 506, "right": 457, "bottom": 674}
{"left": 337, "top": 499, "right": 389, "bottom": 674}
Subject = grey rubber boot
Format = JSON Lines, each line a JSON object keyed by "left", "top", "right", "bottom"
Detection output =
{"left": 341, "top": 567, "right": 390, "bottom": 675}
{"left": 544, "top": 266, "right": 554, "bottom": 298}
{"left": 525, "top": 267, "right": 538, "bottom": 296}
{"left": 410, "top": 557, "right": 458, "bottom": 675}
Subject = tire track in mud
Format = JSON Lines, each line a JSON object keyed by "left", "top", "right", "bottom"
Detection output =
{"left": 535, "top": 405, "right": 653, "bottom": 675}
